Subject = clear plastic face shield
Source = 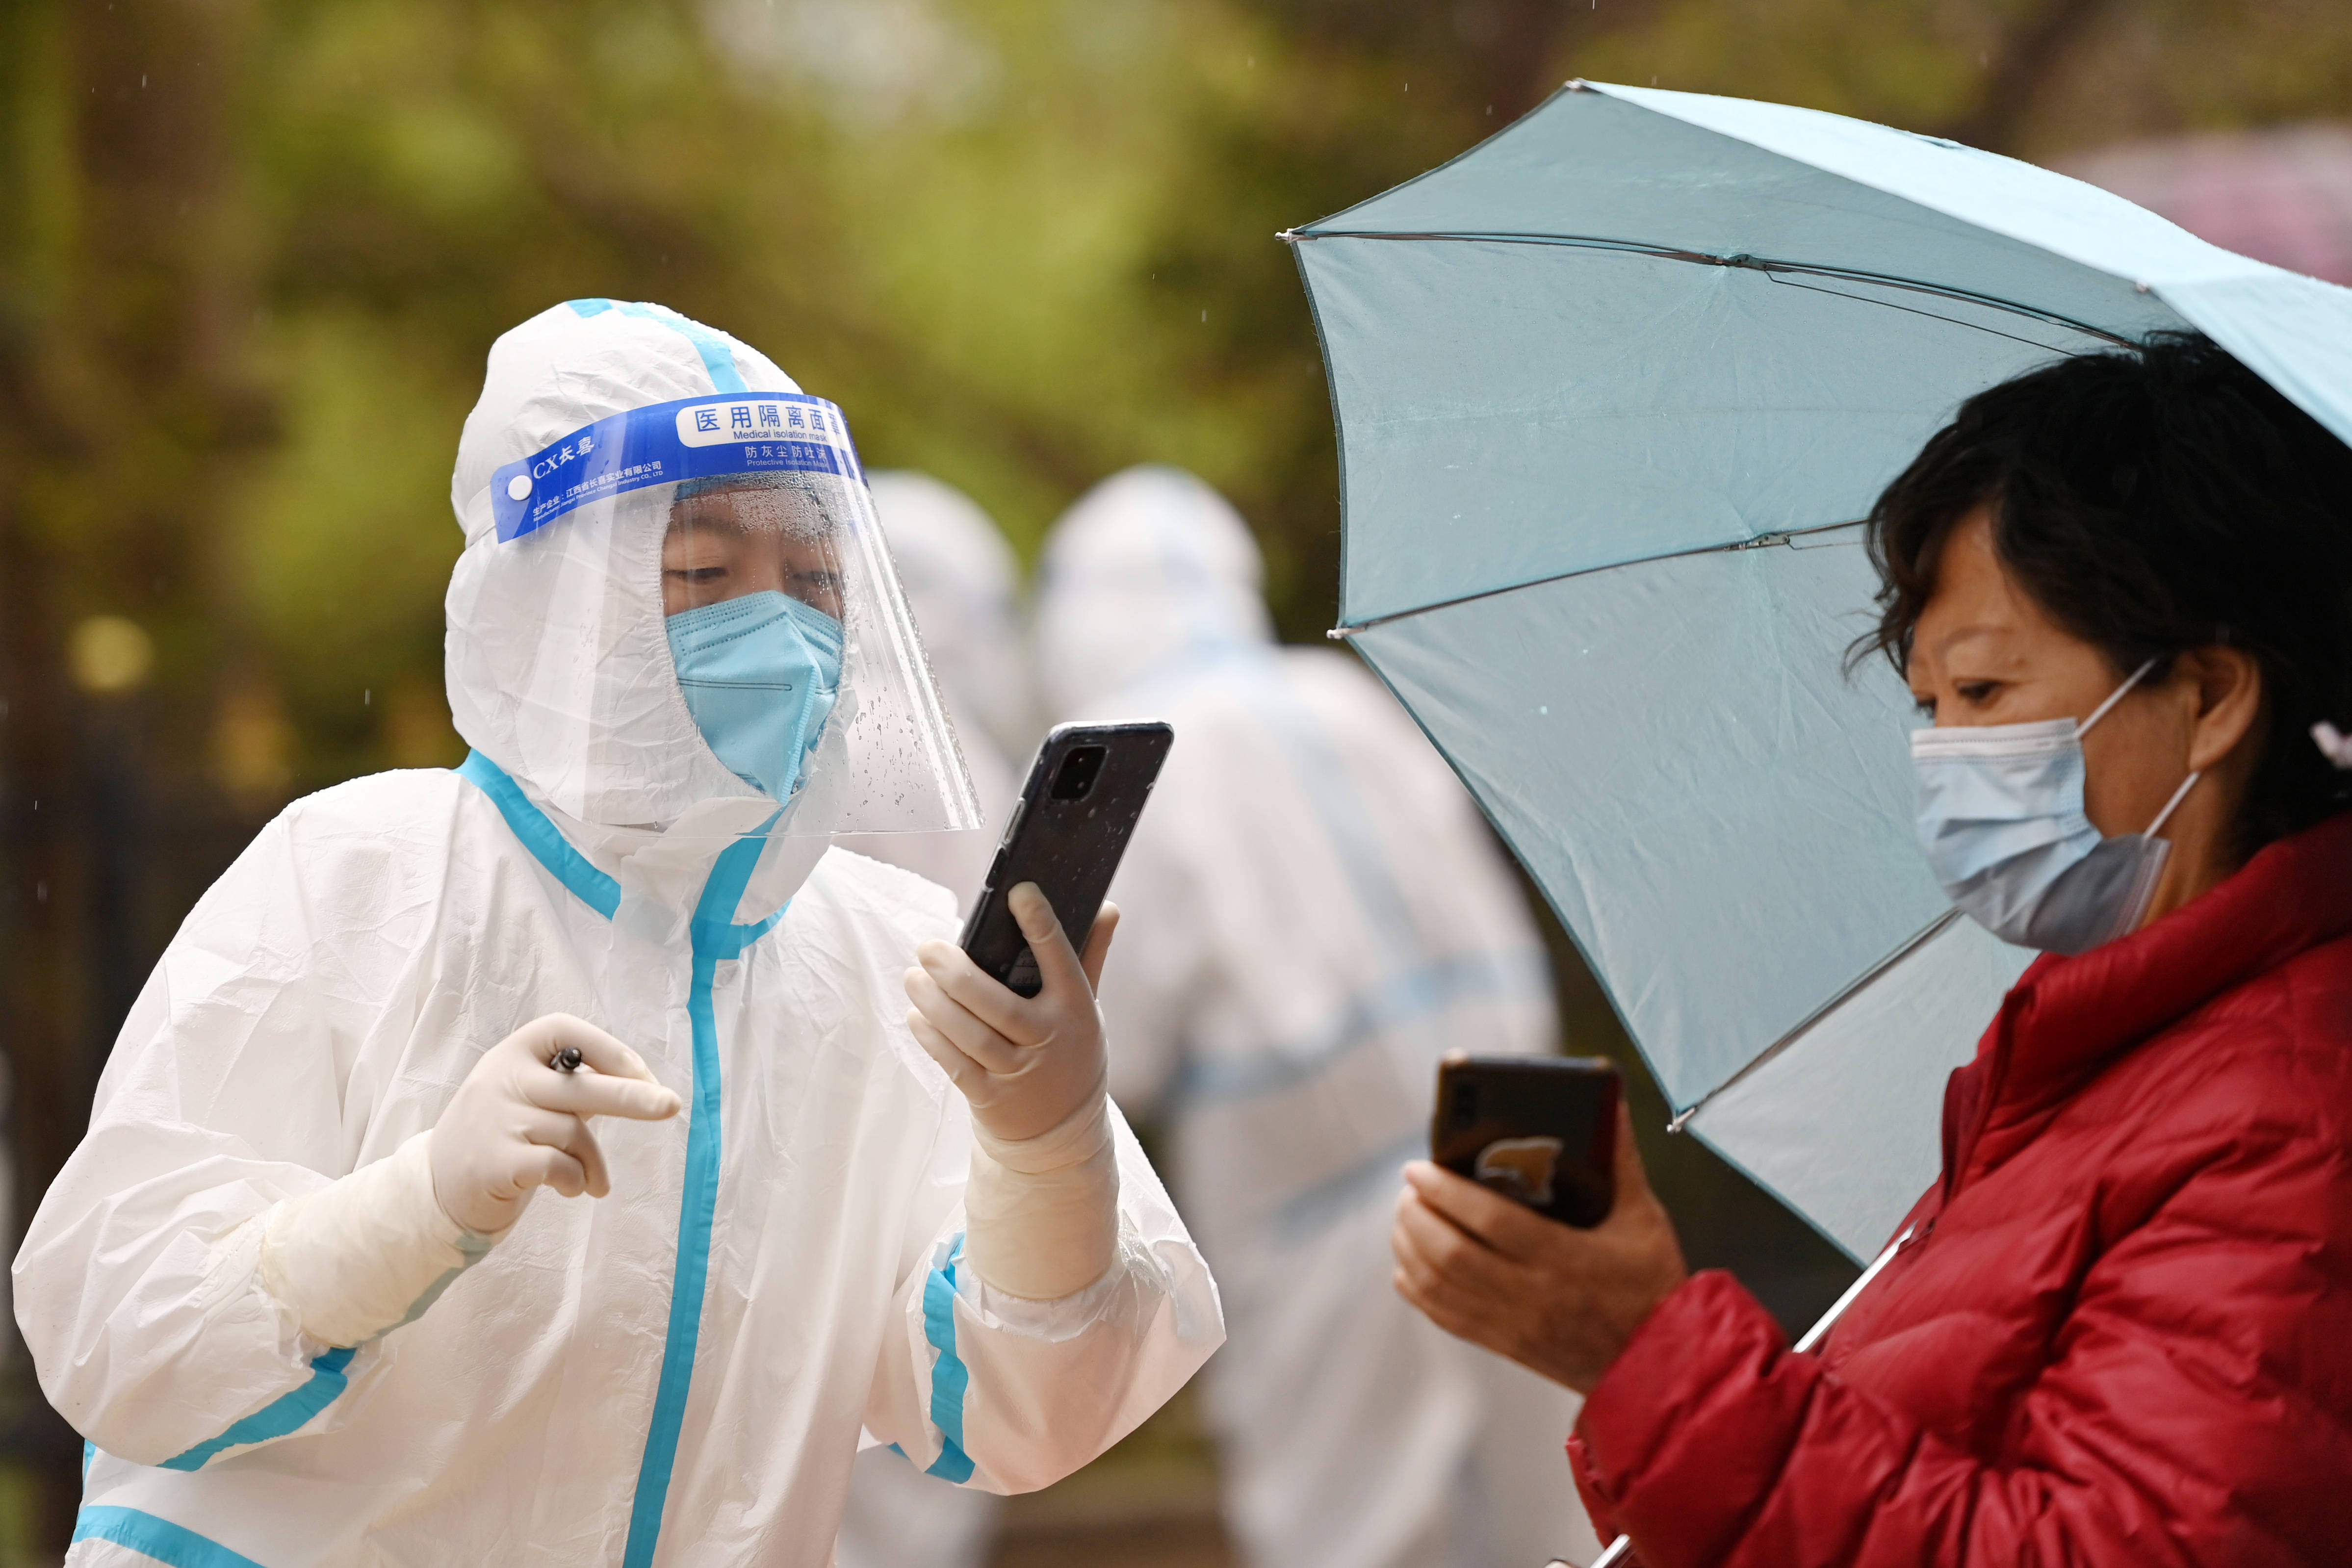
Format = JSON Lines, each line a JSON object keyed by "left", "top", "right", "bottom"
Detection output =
{"left": 473, "top": 391, "right": 980, "bottom": 852}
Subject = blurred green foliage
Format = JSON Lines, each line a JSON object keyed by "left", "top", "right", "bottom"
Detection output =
{"left": 9, "top": 0, "right": 2351, "bottom": 799}
{"left": 8, "top": 0, "right": 2350, "bottom": 792}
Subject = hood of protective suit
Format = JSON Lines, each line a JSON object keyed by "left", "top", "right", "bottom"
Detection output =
{"left": 447, "top": 300, "right": 800, "bottom": 828}
{"left": 1034, "top": 465, "right": 1275, "bottom": 718}
{"left": 865, "top": 470, "right": 1034, "bottom": 762}
{"left": 445, "top": 301, "right": 975, "bottom": 859}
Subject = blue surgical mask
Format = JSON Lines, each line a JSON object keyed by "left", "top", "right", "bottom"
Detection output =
{"left": 1911, "top": 659, "right": 2199, "bottom": 955}
{"left": 667, "top": 591, "right": 843, "bottom": 802}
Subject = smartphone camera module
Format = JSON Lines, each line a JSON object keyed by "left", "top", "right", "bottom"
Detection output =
{"left": 1049, "top": 745, "right": 1107, "bottom": 800}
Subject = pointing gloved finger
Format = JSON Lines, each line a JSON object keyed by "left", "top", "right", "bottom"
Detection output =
{"left": 1007, "top": 883, "right": 1093, "bottom": 1009}
{"left": 913, "top": 939, "right": 1048, "bottom": 1048}
{"left": 512, "top": 1013, "right": 662, "bottom": 1084}
{"left": 525, "top": 1067, "right": 682, "bottom": 1122}
{"left": 904, "top": 961, "right": 1027, "bottom": 1075}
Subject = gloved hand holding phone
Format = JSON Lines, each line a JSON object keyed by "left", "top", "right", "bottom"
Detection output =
{"left": 905, "top": 883, "right": 1125, "bottom": 1301}
{"left": 905, "top": 883, "right": 1117, "bottom": 1144}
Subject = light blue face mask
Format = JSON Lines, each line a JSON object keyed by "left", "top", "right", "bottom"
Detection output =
{"left": 667, "top": 591, "right": 843, "bottom": 802}
{"left": 1911, "top": 659, "right": 2199, "bottom": 955}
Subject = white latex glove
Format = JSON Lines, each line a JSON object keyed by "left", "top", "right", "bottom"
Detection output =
{"left": 429, "top": 1013, "right": 682, "bottom": 1236}
{"left": 253, "top": 1016, "right": 677, "bottom": 1348}
{"left": 905, "top": 884, "right": 1117, "bottom": 1143}
{"left": 905, "top": 884, "right": 1125, "bottom": 1300}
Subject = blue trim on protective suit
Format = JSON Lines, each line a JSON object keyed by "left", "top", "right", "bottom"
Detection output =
{"left": 621, "top": 819, "right": 785, "bottom": 1568}
{"left": 455, "top": 751, "right": 621, "bottom": 919}
{"left": 920, "top": 1234, "right": 976, "bottom": 1483}
{"left": 1178, "top": 949, "right": 1551, "bottom": 1103}
{"left": 72, "top": 1507, "right": 270, "bottom": 1568}
{"left": 156, "top": 1347, "right": 356, "bottom": 1472}
{"left": 451, "top": 752, "right": 795, "bottom": 1559}
{"left": 1269, "top": 1128, "right": 1427, "bottom": 1246}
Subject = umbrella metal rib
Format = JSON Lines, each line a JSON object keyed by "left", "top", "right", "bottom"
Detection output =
{"left": 1324, "top": 520, "right": 1867, "bottom": 639}
{"left": 1664, "top": 908, "right": 1962, "bottom": 1132}
{"left": 1282, "top": 227, "right": 2137, "bottom": 349}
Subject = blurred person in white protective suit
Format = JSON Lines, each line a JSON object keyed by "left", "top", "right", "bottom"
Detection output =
{"left": 833, "top": 471, "right": 1034, "bottom": 916}
{"left": 833, "top": 472, "right": 1033, "bottom": 1568}
{"left": 1036, "top": 467, "right": 1602, "bottom": 1568}
{"left": 14, "top": 302, "right": 1222, "bottom": 1568}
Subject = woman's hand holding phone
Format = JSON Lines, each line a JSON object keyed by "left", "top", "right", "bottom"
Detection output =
{"left": 1392, "top": 1102, "right": 1688, "bottom": 1394}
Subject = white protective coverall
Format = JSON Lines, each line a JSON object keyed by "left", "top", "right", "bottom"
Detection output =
{"left": 1036, "top": 468, "right": 1602, "bottom": 1568}
{"left": 834, "top": 472, "right": 1032, "bottom": 1568}
{"left": 16, "top": 305, "right": 1220, "bottom": 1568}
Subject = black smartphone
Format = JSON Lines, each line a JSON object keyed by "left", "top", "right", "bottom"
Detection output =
{"left": 958, "top": 720, "right": 1175, "bottom": 998}
{"left": 1430, "top": 1056, "right": 1621, "bottom": 1228}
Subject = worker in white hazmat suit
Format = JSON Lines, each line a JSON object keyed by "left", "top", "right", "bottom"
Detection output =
{"left": 834, "top": 472, "right": 1032, "bottom": 1568}
{"left": 15, "top": 303, "right": 1221, "bottom": 1568}
{"left": 1036, "top": 467, "right": 1600, "bottom": 1568}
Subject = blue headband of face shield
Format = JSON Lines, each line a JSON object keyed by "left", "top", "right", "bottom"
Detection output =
{"left": 667, "top": 591, "right": 844, "bottom": 803}
{"left": 491, "top": 391, "right": 860, "bottom": 543}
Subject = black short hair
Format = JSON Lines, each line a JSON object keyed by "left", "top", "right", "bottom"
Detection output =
{"left": 1857, "top": 331, "right": 2352, "bottom": 856}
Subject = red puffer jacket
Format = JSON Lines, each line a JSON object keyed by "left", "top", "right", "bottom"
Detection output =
{"left": 1569, "top": 810, "right": 2352, "bottom": 1568}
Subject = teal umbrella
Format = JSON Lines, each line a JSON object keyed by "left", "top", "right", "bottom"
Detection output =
{"left": 1289, "top": 81, "right": 2352, "bottom": 1261}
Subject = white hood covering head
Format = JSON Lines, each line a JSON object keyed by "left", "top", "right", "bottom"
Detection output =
{"left": 444, "top": 300, "right": 976, "bottom": 843}
{"left": 1035, "top": 465, "right": 1275, "bottom": 718}
{"left": 865, "top": 470, "right": 1034, "bottom": 762}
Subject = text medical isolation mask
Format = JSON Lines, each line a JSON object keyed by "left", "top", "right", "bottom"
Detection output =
{"left": 667, "top": 590, "right": 843, "bottom": 802}
{"left": 1911, "top": 659, "right": 2198, "bottom": 955}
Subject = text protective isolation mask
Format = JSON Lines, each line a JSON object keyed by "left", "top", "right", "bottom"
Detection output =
{"left": 667, "top": 591, "right": 843, "bottom": 803}
{"left": 1911, "top": 660, "right": 2199, "bottom": 955}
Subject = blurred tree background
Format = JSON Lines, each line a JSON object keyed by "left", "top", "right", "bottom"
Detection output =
{"left": 3, "top": 0, "right": 2350, "bottom": 1558}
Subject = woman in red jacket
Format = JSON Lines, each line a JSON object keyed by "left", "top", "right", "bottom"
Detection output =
{"left": 1392, "top": 333, "right": 2352, "bottom": 1568}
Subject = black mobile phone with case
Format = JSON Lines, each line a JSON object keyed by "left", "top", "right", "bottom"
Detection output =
{"left": 958, "top": 721, "right": 1174, "bottom": 998}
{"left": 1430, "top": 1056, "right": 1622, "bottom": 1228}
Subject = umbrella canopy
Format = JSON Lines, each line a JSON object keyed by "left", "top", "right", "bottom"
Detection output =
{"left": 1288, "top": 82, "right": 2352, "bottom": 1260}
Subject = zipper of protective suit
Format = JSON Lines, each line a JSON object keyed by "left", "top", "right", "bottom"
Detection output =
{"left": 1579, "top": 1226, "right": 1916, "bottom": 1568}
{"left": 622, "top": 820, "right": 784, "bottom": 1568}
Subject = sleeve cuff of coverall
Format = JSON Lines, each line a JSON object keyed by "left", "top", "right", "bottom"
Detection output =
{"left": 1571, "top": 1270, "right": 1794, "bottom": 1552}
{"left": 956, "top": 1239, "right": 1134, "bottom": 1344}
